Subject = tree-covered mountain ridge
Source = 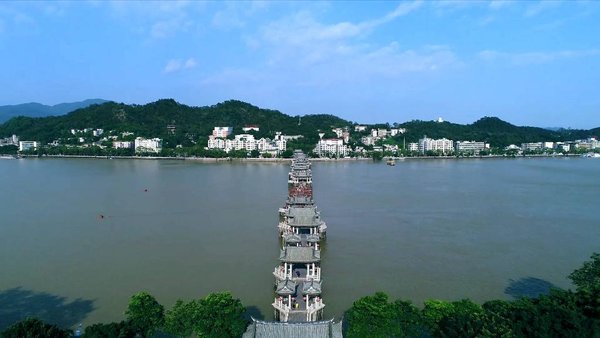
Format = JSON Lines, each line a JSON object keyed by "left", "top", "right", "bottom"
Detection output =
{"left": 0, "top": 99, "right": 597, "bottom": 148}
{"left": 0, "top": 99, "right": 109, "bottom": 123}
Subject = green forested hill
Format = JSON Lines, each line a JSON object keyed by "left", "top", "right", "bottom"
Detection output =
{"left": 398, "top": 117, "right": 595, "bottom": 146}
{"left": 0, "top": 99, "right": 348, "bottom": 146}
{"left": 0, "top": 99, "right": 597, "bottom": 149}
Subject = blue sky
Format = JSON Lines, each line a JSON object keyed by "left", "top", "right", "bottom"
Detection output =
{"left": 0, "top": 1, "right": 599, "bottom": 128}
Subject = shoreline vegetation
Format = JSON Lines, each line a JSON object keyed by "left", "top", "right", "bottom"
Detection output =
{"left": 2, "top": 253, "right": 599, "bottom": 337}
{"left": 0, "top": 153, "right": 587, "bottom": 162}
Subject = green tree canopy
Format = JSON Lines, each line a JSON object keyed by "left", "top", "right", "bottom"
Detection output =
{"left": 125, "top": 291, "right": 164, "bottom": 337}
{"left": 569, "top": 252, "right": 600, "bottom": 292}
{"left": 193, "top": 292, "right": 247, "bottom": 338}
{"left": 1, "top": 317, "right": 72, "bottom": 338}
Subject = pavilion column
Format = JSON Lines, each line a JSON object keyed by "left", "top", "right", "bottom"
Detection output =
{"left": 306, "top": 263, "right": 310, "bottom": 277}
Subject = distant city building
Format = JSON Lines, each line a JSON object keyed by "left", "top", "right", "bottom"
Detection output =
{"left": 0, "top": 134, "right": 18, "bottom": 146}
{"left": 390, "top": 128, "right": 406, "bottom": 137}
{"left": 521, "top": 142, "right": 543, "bottom": 151}
{"left": 361, "top": 136, "right": 376, "bottom": 146}
{"left": 93, "top": 129, "right": 104, "bottom": 137}
{"left": 354, "top": 125, "right": 367, "bottom": 132}
{"left": 18, "top": 141, "right": 38, "bottom": 151}
{"left": 231, "top": 134, "right": 257, "bottom": 151}
{"left": 280, "top": 135, "right": 303, "bottom": 141}
{"left": 418, "top": 136, "right": 454, "bottom": 154}
{"left": 342, "top": 131, "right": 350, "bottom": 144}
{"left": 207, "top": 132, "right": 286, "bottom": 154}
{"left": 242, "top": 125, "right": 260, "bottom": 132}
{"left": 212, "top": 127, "right": 233, "bottom": 138}
{"left": 542, "top": 142, "right": 554, "bottom": 149}
{"left": 113, "top": 141, "right": 133, "bottom": 149}
{"left": 505, "top": 144, "right": 520, "bottom": 151}
{"left": 436, "top": 117, "right": 444, "bottom": 123}
{"left": 314, "top": 139, "right": 349, "bottom": 157}
{"left": 408, "top": 143, "right": 419, "bottom": 152}
{"left": 377, "top": 129, "right": 388, "bottom": 138}
{"left": 135, "top": 137, "right": 162, "bottom": 153}
{"left": 371, "top": 129, "right": 378, "bottom": 138}
{"left": 332, "top": 128, "right": 344, "bottom": 138}
{"left": 455, "top": 141, "right": 487, "bottom": 155}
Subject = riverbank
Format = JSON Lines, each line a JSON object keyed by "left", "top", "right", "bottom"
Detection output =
{"left": 0, "top": 153, "right": 586, "bottom": 162}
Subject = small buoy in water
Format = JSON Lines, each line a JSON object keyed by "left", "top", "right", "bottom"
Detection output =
{"left": 99, "top": 214, "right": 104, "bottom": 219}
{"left": 144, "top": 188, "right": 148, "bottom": 192}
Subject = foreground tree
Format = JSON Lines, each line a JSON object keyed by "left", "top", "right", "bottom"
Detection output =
{"left": 569, "top": 252, "right": 600, "bottom": 292}
{"left": 345, "top": 292, "right": 426, "bottom": 338}
{"left": 125, "top": 291, "right": 164, "bottom": 337}
{"left": 1, "top": 317, "right": 72, "bottom": 338}
{"left": 83, "top": 321, "right": 135, "bottom": 338}
{"left": 163, "top": 299, "right": 201, "bottom": 337}
{"left": 194, "top": 292, "right": 247, "bottom": 338}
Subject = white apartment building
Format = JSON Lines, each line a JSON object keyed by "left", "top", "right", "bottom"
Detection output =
{"left": 0, "top": 134, "right": 18, "bottom": 146}
{"left": 377, "top": 129, "right": 389, "bottom": 138}
{"left": 212, "top": 127, "right": 233, "bottom": 138}
{"left": 231, "top": 134, "right": 257, "bottom": 151}
{"left": 18, "top": 141, "right": 38, "bottom": 151}
{"left": 314, "top": 139, "right": 349, "bottom": 157}
{"left": 408, "top": 143, "right": 419, "bottom": 152}
{"left": 242, "top": 125, "right": 260, "bottom": 132}
{"left": 113, "top": 141, "right": 133, "bottom": 149}
{"left": 521, "top": 142, "right": 543, "bottom": 151}
{"left": 135, "top": 137, "right": 162, "bottom": 153}
{"left": 361, "top": 136, "right": 376, "bottom": 146}
{"left": 207, "top": 133, "right": 286, "bottom": 154}
{"left": 354, "top": 125, "right": 367, "bottom": 132}
{"left": 455, "top": 141, "right": 487, "bottom": 154}
{"left": 93, "top": 129, "right": 104, "bottom": 137}
{"left": 418, "top": 136, "right": 454, "bottom": 154}
{"left": 332, "top": 128, "right": 344, "bottom": 138}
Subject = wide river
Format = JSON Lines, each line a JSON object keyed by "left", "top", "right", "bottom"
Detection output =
{"left": 0, "top": 157, "right": 599, "bottom": 329}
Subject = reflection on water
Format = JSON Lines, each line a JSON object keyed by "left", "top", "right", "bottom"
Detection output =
{"left": 0, "top": 157, "right": 599, "bottom": 326}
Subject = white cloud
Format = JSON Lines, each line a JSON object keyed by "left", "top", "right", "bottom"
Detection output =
{"left": 107, "top": 1, "right": 201, "bottom": 39}
{"left": 163, "top": 58, "right": 197, "bottom": 74}
{"left": 204, "top": 2, "right": 456, "bottom": 90}
{"left": 525, "top": 1, "right": 561, "bottom": 17}
{"left": 478, "top": 49, "right": 600, "bottom": 65}
{"left": 489, "top": 0, "right": 512, "bottom": 10}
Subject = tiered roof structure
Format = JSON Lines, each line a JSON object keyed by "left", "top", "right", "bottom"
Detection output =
{"left": 274, "top": 150, "right": 327, "bottom": 323}
{"left": 243, "top": 150, "right": 341, "bottom": 337}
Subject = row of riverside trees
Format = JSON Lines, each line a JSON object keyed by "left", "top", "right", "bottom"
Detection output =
{"left": 2, "top": 253, "right": 599, "bottom": 337}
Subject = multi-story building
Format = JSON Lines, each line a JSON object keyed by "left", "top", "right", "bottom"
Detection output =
{"left": 208, "top": 133, "right": 287, "bottom": 155}
{"left": 418, "top": 136, "right": 454, "bottom": 154}
{"left": 0, "top": 134, "right": 18, "bottom": 146}
{"left": 389, "top": 129, "right": 399, "bottom": 136}
{"left": 455, "top": 141, "right": 487, "bottom": 155}
{"left": 242, "top": 125, "right": 260, "bottom": 132}
{"left": 521, "top": 142, "right": 543, "bottom": 151}
{"left": 377, "top": 129, "right": 388, "bottom": 138}
{"left": 18, "top": 141, "right": 38, "bottom": 152}
{"left": 408, "top": 143, "right": 419, "bottom": 152}
{"left": 354, "top": 125, "right": 367, "bottom": 132}
{"left": 113, "top": 141, "right": 133, "bottom": 149}
{"left": 314, "top": 139, "right": 349, "bottom": 157}
{"left": 134, "top": 137, "right": 162, "bottom": 153}
{"left": 331, "top": 128, "right": 344, "bottom": 138}
{"left": 212, "top": 126, "right": 233, "bottom": 138}
{"left": 361, "top": 136, "right": 376, "bottom": 146}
